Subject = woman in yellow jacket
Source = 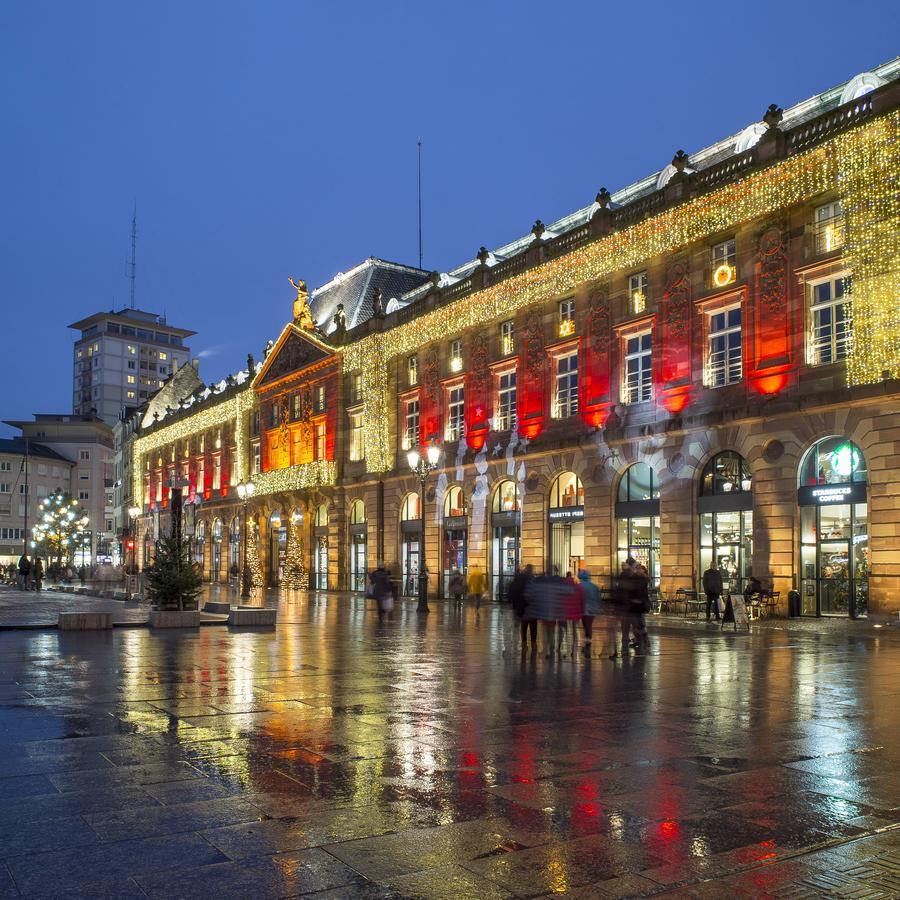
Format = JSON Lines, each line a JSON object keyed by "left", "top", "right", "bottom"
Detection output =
{"left": 466, "top": 566, "right": 487, "bottom": 610}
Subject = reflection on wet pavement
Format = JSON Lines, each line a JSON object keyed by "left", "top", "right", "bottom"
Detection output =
{"left": 1, "top": 596, "right": 899, "bottom": 897}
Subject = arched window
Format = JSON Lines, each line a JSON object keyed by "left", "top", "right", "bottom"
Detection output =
{"left": 548, "top": 472, "right": 584, "bottom": 575}
{"left": 212, "top": 518, "right": 222, "bottom": 542}
{"left": 799, "top": 437, "right": 867, "bottom": 486}
{"left": 618, "top": 462, "right": 659, "bottom": 502}
{"left": 269, "top": 510, "right": 282, "bottom": 528}
{"left": 493, "top": 479, "right": 521, "bottom": 513}
{"left": 400, "top": 492, "right": 420, "bottom": 521}
{"left": 229, "top": 517, "right": 240, "bottom": 568}
{"left": 616, "top": 463, "right": 660, "bottom": 585}
{"left": 701, "top": 451, "right": 752, "bottom": 495}
{"left": 443, "top": 485, "right": 466, "bottom": 518}
{"left": 699, "top": 452, "right": 752, "bottom": 595}
{"left": 549, "top": 471, "right": 584, "bottom": 509}
{"left": 349, "top": 499, "right": 366, "bottom": 525}
{"left": 290, "top": 507, "right": 303, "bottom": 525}
{"left": 196, "top": 520, "right": 206, "bottom": 543}
{"left": 314, "top": 504, "right": 328, "bottom": 527}
{"left": 798, "top": 437, "right": 868, "bottom": 618}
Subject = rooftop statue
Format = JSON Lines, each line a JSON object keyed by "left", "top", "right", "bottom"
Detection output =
{"left": 290, "top": 276, "right": 316, "bottom": 330}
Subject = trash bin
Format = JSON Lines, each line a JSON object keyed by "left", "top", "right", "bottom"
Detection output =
{"left": 788, "top": 589, "right": 801, "bottom": 618}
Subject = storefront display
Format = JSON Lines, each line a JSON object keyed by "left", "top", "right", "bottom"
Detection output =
{"left": 616, "top": 462, "right": 660, "bottom": 585}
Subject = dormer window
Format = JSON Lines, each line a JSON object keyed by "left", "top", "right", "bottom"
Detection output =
{"left": 629, "top": 272, "right": 648, "bottom": 314}
{"left": 558, "top": 298, "right": 575, "bottom": 336}
{"left": 711, "top": 239, "right": 737, "bottom": 288}
{"left": 449, "top": 339, "right": 463, "bottom": 373}
{"left": 814, "top": 201, "right": 844, "bottom": 254}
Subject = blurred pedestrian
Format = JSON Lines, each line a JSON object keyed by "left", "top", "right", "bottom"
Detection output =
{"left": 467, "top": 565, "right": 486, "bottom": 611}
{"left": 630, "top": 560, "right": 651, "bottom": 653}
{"left": 31, "top": 557, "right": 43, "bottom": 592}
{"left": 448, "top": 567, "right": 466, "bottom": 607}
{"left": 17, "top": 555, "right": 30, "bottom": 592}
{"left": 508, "top": 564, "right": 537, "bottom": 652}
{"left": 526, "top": 567, "right": 578, "bottom": 657}
{"left": 702, "top": 561, "right": 723, "bottom": 621}
{"left": 369, "top": 561, "right": 394, "bottom": 623}
{"left": 577, "top": 569, "right": 600, "bottom": 657}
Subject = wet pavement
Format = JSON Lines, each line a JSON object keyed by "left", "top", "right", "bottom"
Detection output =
{"left": 0, "top": 595, "right": 899, "bottom": 897}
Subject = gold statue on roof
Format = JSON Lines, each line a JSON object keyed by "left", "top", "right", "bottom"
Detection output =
{"left": 289, "top": 276, "right": 315, "bottom": 330}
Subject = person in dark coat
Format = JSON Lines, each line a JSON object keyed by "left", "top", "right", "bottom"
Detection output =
{"left": 448, "top": 568, "right": 466, "bottom": 606}
{"left": 702, "top": 562, "right": 724, "bottom": 621}
{"left": 508, "top": 565, "right": 536, "bottom": 652}
{"left": 369, "top": 561, "right": 394, "bottom": 623}
{"left": 17, "top": 555, "right": 30, "bottom": 592}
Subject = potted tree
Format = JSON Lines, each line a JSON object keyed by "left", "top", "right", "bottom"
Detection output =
{"left": 146, "top": 534, "right": 203, "bottom": 628}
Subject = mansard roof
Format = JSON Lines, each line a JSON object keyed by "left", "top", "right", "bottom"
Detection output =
{"left": 311, "top": 257, "right": 430, "bottom": 336}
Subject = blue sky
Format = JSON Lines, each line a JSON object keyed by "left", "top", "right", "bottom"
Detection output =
{"left": 1, "top": 1, "right": 896, "bottom": 432}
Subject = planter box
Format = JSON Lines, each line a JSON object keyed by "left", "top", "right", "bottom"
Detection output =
{"left": 203, "top": 601, "right": 232, "bottom": 614}
{"left": 229, "top": 608, "right": 277, "bottom": 627}
{"left": 58, "top": 612, "right": 113, "bottom": 631}
{"left": 149, "top": 610, "right": 201, "bottom": 628}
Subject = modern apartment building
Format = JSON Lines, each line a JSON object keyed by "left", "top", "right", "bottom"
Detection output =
{"left": 69, "top": 308, "right": 195, "bottom": 425}
{"left": 0, "top": 439, "right": 74, "bottom": 567}
{"left": 4, "top": 415, "right": 115, "bottom": 565}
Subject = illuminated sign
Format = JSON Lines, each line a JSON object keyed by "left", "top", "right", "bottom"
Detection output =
{"left": 712, "top": 263, "right": 736, "bottom": 288}
{"left": 548, "top": 506, "right": 584, "bottom": 522}
{"left": 631, "top": 291, "right": 646, "bottom": 314}
{"left": 798, "top": 482, "right": 866, "bottom": 506}
{"left": 558, "top": 319, "right": 575, "bottom": 337}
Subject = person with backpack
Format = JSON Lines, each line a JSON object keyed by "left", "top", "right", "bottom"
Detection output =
{"left": 577, "top": 569, "right": 601, "bottom": 657}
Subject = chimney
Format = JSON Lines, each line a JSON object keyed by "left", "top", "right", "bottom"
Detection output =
{"left": 191, "top": 358, "right": 199, "bottom": 371}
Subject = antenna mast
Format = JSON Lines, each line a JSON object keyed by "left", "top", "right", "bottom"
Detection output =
{"left": 417, "top": 138, "right": 423, "bottom": 270}
{"left": 129, "top": 204, "right": 137, "bottom": 309}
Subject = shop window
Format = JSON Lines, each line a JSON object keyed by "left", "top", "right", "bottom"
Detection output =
{"left": 616, "top": 463, "right": 660, "bottom": 585}
{"left": 549, "top": 471, "right": 584, "bottom": 508}
{"left": 400, "top": 492, "right": 420, "bottom": 521}
{"left": 618, "top": 461, "right": 659, "bottom": 502}
{"left": 349, "top": 499, "right": 366, "bottom": 525}
{"left": 443, "top": 485, "right": 467, "bottom": 518}
{"left": 799, "top": 436, "right": 866, "bottom": 486}
{"left": 548, "top": 471, "right": 584, "bottom": 576}
{"left": 314, "top": 504, "right": 328, "bottom": 527}
{"left": 493, "top": 479, "right": 521, "bottom": 513}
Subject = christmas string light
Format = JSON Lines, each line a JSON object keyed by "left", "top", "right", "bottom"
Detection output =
{"left": 252, "top": 459, "right": 337, "bottom": 496}
{"left": 344, "top": 112, "right": 899, "bottom": 471}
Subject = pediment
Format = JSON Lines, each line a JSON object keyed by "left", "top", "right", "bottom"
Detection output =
{"left": 253, "top": 326, "right": 334, "bottom": 390}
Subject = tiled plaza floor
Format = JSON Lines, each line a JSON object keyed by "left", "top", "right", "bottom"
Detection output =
{"left": 0, "top": 595, "right": 899, "bottom": 897}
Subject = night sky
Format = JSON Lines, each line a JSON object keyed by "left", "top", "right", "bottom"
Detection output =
{"left": 1, "top": 1, "right": 895, "bottom": 434}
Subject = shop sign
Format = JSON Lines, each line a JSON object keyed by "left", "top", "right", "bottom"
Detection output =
{"left": 798, "top": 482, "right": 866, "bottom": 506}
{"left": 548, "top": 506, "right": 584, "bottom": 522}
{"left": 444, "top": 516, "right": 467, "bottom": 530}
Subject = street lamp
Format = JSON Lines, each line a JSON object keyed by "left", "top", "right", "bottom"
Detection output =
{"left": 127, "top": 505, "right": 142, "bottom": 594}
{"left": 235, "top": 480, "right": 256, "bottom": 599}
{"left": 407, "top": 442, "right": 441, "bottom": 613}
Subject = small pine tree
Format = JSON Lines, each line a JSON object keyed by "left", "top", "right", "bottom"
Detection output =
{"left": 145, "top": 535, "right": 202, "bottom": 611}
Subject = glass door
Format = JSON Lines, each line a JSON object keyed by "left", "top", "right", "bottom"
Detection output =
{"left": 819, "top": 540, "right": 851, "bottom": 616}
{"left": 314, "top": 536, "right": 328, "bottom": 590}
{"left": 442, "top": 528, "right": 467, "bottom": 597}
{"left": 349, "top": 533, "right": 367, "bottom": 592}
{"left": 401, "top": 539, "right": 419, "bottom": 597}
{"left": 491, "top": 525, "right": 518, "bottom": 601}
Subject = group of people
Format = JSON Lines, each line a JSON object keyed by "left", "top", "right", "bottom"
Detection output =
{"left": 9, "top": 555, "right": 43, "bottom": 592}
{"left": 702, "top": 562, "right": 765, "bottom": 621}
{"left": 506, "top": 558, "right": 651, "bottom": 658}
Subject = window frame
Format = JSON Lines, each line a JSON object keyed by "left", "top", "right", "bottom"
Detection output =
{"left": 813, "top": 200, "right": 844, "bottom": 255}
{"left": 494, "top": 368, "right": 517, "bottom": 432}
{"left": 807, "top": 272, "right": 851, "bottom": 366}
{"left": 629, "top": 271, "right": 649, "bottom": 315}
{"left": 348, "top": 411, "right": 365, "bottom": 462}
{"left": 622, "top": 329, "right": 653, "bottom": 404}
{"left": 445, "top": 383, "right": 466, "bottom": 442}
{"left": 552, "top": 349, "right": 579, "bottom": 419}
{"left": 705, "top": 304, "right": 743, "bottom": 388}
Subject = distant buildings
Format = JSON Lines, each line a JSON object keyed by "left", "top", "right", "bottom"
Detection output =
{"left": 68, "top": 308, "right": 195, "bottom": 426}
{"left": 1, "top": 415, "right": 114, "bottom": 566}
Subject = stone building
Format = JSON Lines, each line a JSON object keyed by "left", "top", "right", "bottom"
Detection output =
{"left": 131, "top": 63, "right": 900, "bottom": 618}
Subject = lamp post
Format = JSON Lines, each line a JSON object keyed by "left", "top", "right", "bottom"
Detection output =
{"left": 127, "top": 505, "right": 142, "bottom": 597}
{"left": 407, "top": 442, "right": 441, "bottom": 613}
{"left": 236, "top": 480, "right": 256, "bottom": 599}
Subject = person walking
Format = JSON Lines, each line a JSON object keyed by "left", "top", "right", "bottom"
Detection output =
{"left": 369, "top": 561, "right": 394, "bottom": 623}
{"left": 448, "top": 567, "right": 466, "bottom": 607}
{"left": 17, "top": 555, "right": 30, "bottom": 592}
{"left": 466, "top": 565, "right": 486, "bottom": 611}
{"left": 702, "top": 561, "right": 723, "bottom": 621}
{"left": 508, "top": 565, "right": 537, "bottom": 652}
{"left": 31, "top": 557, "right": 43, "bottom": 592}
{"left": 631, "top": 562, "right": 651, "bottom": 652}
{"left": 577, "top": 569, "right": 600, "bottom": 657}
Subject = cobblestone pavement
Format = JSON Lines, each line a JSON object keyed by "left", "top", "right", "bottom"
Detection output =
{"left": 0, "top": 596, "right": 899, "bottom": 897}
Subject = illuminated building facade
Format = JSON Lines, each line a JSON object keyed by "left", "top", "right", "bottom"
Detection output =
{"left": 131, "top": 63, "right": 900, "bottom": 618}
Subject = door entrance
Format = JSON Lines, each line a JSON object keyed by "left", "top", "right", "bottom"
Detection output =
{"left": 349, "top": 532, "right": 367, "bottom": 592}
{"left": 401, "top": 538, "right": 420, "bottom": 597}
{"left": 442, "top": 528, "right": 467, "bottom": 597}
